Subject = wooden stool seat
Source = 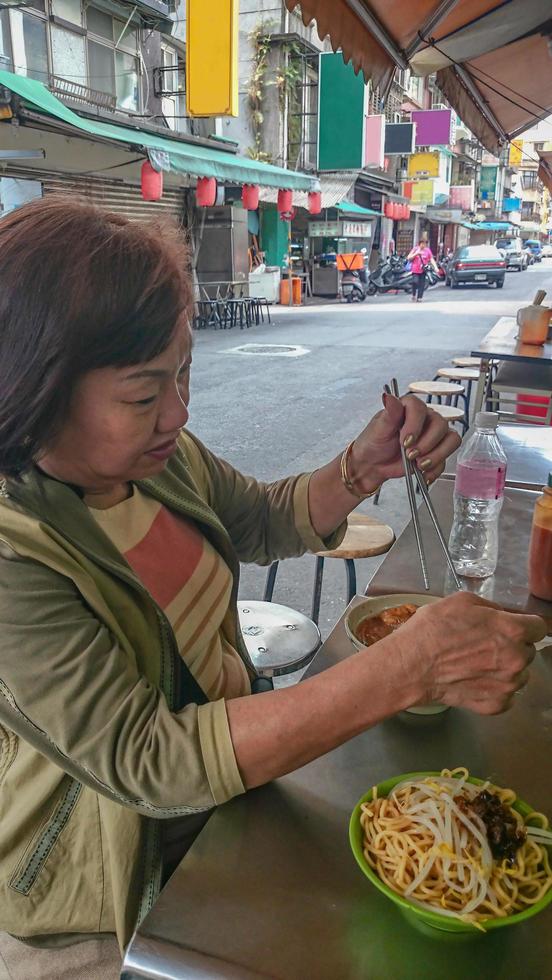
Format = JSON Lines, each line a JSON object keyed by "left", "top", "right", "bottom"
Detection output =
{"left": 315, "top": 514, "right": 394, "bottom": 560}
{"left": 408, "top": 380, "right": 465, "bottom": 396}
{"left": 428, "top": 403, "right": 465, "bottom": 422}
{"left": 436, "top": 367, "right": 480, "bottom": 382}
{"left": 452, "top": 356, "right": 481, "bottom": 368}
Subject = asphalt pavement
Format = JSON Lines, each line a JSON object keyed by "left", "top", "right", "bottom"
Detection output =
{"left": 189, "top": 262, "right": 552, "bottom": 642}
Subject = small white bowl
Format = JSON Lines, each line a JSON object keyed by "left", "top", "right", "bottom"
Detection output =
{"left": 345, "top": 594, "right": 448, "bottom": 716}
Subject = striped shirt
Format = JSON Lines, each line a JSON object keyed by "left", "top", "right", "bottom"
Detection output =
{"left": 89, "top": 486, "right": 250, "bottom": 701}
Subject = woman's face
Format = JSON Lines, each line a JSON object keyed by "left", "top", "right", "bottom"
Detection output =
{"left": 40, "top": 318, "right": 192, "bottom": 492}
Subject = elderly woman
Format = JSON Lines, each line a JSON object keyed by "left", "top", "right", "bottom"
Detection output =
{"left": 0, "top": 198, "right": 544, "bottom": 979}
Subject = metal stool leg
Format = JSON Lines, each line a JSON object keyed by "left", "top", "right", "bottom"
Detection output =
{"left": 345, "top": 559, "right": 357, "bottom": 603}
{"left": 263, "top": 561, "right": 279, "bottom": 602}
{"left": 311, "top": 556, "right": 325, "bottom": 625}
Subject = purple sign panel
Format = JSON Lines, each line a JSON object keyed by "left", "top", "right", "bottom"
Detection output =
{"left": 412, "top": 109, "right": 453, "bottom": 147}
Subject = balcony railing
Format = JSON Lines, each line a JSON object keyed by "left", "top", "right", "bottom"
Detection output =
{"left": 49, "top": 76, "right": 116, "bottom": 112}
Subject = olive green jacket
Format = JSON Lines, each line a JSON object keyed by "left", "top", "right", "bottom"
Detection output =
{"left": 0, "top": 432, "right": 342, "bottom": 949}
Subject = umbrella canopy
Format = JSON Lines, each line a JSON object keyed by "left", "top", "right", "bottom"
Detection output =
{"left": 285, "top": 0, "right": 552, "bottom": 153}
{"left": 537, "top": 149, "right": 552, "bottom": 195}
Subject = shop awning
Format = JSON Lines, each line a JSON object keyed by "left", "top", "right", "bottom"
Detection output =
{"left": 462, "top": 220, "right": 519, "bottom": 231}
{"left": 334, "top": 200, "right": 380, "bottom": 217}
{"left": 285, "top": 0, "right": 552, "bottom": 155}
{"left": 0, "top": 70, "right": 319, "bottom": 192}
{"left": 537, "top": 149, "right": 552, "bottom": 196}
{"left": 259, "top": 170, "right": 357, "bottom": 208}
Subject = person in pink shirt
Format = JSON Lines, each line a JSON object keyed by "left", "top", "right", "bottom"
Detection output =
{"left": 407, "top": 238, "right": 436, "bottom": 302}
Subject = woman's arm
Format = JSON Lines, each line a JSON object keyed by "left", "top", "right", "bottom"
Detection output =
{"left": 227, "top": 592, "right": 546, "bottom": 789}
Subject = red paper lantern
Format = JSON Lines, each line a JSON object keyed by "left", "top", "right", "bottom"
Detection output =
{"left": 141, "top": 161, "right": 163, "bottom": 202}
{"left": 308, "top": 190, "right": 322, "bottom": 215}
{"left": 196, "top": 177, "right": 217, "bottom": 207}
{"left": 384, "top": 201, "right": 394, "bottom": 219}
{"left": 278, "top": 188, "right": 293, "bottom": 214}
{"left": 404, "top": 205, "right": 410, "bottom": 220}
{"left": 394, "top": 203, "right": 401, "bottom": 220}
{"left": 399, "top": 204, "right": 406, "bottom": 219}
{"left": 242, "top": 184, "right": 260, "bottom": 210}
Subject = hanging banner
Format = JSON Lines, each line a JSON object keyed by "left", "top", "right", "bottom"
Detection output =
{"left": 408, "top": 151, "right": 440, "bottom": 179}
{"left": 411, "top": 180, "right": 434, "bottom": 204}
{"left": 384, "top": 123, "right": 415, "bottom": 155}
{"left": 411, "top": 109, "right": 454, "bottom": 147}
{"left": 480, "top": 165, "right": 498, "bottom": 201}
{"left": 186, "top": 0, "right": 238, "bottom": 116}
{"left": 449, "top": 183, "right": 474, "bottom": 210}
{"left": 509, "top": 140, "right": 523, "bottom": 168}
{"left": 364, "top": 114, "right": 385, "bottom": 169}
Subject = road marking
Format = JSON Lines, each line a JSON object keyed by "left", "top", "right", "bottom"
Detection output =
{"left": 219, "top": 344, "right": 310, "bottom": 357}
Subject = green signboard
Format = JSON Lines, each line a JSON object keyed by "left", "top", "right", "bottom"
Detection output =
{"left": 480, "top": 165, "right": 498, "bottom": 201}
{"left": 318, "top": 53, "right": 366, "bottom": 171}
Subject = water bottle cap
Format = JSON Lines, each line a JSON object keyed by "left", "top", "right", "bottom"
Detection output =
{"left": 475, "top": 411, "right": 499, "bottom": 429}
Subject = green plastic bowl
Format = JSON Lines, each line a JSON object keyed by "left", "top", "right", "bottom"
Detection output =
{"left": 349, "top": 771, "right": 552, "bottom": 939}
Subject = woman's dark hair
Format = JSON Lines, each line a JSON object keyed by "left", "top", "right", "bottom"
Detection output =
{"left": 0, "top": 195, "right": 193, "bottom": 478}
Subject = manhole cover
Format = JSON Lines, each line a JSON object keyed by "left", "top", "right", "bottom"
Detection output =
{"left": 221, "top": 344, "right": 310, "bottom": 357}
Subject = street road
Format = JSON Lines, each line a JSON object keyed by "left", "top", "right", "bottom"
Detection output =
{"left": 189, "top": 263, "right": 552, "bottom": 641}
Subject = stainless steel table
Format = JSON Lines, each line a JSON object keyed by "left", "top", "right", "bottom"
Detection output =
{"left": 444, "top": 424, "right": 552, "bottom": 491}
{"left": 471, "top": 316, "right": 552, "bottom": 414}
{"left": 122, "top": 483, "right": 552, "bottom": 980}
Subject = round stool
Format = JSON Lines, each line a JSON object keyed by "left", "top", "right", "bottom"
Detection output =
{"left": 452, "top": 357, "right": 481, "bottom": 368}
{"left": 312, "top": 514, "right": 394, "bottom": 622}
{"left": 263, "top": 514, "right": 395, "bottom": 625}
{"left": 238, "top": 600, "right": 321, "bottom": 678}
{"left": 435, "top": 368, "right": 478, "bottom": 427}
{"left": 408, "top": 380, "right": 465, "bottom": 401}
{"left": 436, "top": 367, "right": 479, "bottom": 383}
{"left": 426, "top": 402, "right": 467, "bottom": 433}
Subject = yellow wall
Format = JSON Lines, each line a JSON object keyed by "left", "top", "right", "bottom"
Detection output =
{"left": 186, "top": 0, "right": 238, "bottom": 116}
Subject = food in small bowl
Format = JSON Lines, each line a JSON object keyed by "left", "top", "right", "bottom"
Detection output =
{"left": 349, "top": 768, "right": 552, "bottom": 938}
{"left": 345, "top": 594, "right": 446, "bottom": 715}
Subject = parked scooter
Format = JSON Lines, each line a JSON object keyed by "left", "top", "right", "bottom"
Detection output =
{"left": 341, "top": 268, "right": 367, "bottom": 302}
{"left": 366, "top": 256, "right": 414, "bottom": 295}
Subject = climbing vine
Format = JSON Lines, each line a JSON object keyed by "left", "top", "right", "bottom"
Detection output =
{"left": 246, "top": 23, "right": 274, "bottom": 162}
{"left": 246, "top": 25, "right": 303, "bottom": 165}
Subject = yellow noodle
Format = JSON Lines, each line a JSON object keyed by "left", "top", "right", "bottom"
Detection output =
{"left": 360, "top": 769, "right": 552, "bottom": 923}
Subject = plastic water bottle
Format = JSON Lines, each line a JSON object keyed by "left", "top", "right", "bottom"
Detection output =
{"left": 448, "top": 412, "right": 507, "bottom": 578}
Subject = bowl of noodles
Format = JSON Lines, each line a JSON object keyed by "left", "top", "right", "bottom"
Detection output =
{"left": 349, "top": 768, "right": 552, "bottom": 938}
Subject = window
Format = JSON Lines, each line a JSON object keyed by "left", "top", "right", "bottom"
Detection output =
{"left": 86, "top": 7, "right": 140, "bottom": 112}
{"left": 0, "top": 10, "right": 13, "bottom": 71}
{"left": 9, "top": 9, "right": 48, "bottom": 81}
{"left": 51, "top": 0, "right": 82, "bottom": 27}
{"left": 51, "top": 24, "right": 85, "bottom": 79}
{"left": 115, "top": 49, "right": 138, "bottom": 112}
{"left": 160, "top": 44, "right": 186, "bottom": 131}
{"left": 286, "top": 53, "right": 318, "bottom": 171}
{"left": 88, "top": 38, "right": 114, "bottom": 95}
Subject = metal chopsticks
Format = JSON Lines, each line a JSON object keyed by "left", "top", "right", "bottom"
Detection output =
{"left": 387, "top": 380, "right": 430, "bottom": 591}
{"left": 388, "top": 379, "right": 463, "bottom": 592}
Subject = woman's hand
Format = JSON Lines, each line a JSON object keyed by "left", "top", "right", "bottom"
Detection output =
{"left": 380, "top": 592, "right": 546, "bottom": 715}
{"left": 348, "top": 392, "right": 461, "bottom": 493}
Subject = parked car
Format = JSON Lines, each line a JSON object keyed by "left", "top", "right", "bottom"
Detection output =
{"left": 445, "top": 245, "right": 506, "bottom": 289}
{"left": 541, "top": 243, "right": 552, "bottom": 258}
{"left": 495, "top": 237, "right": 527, "bottom": 271}
{"left": 524, "top": 239, "right": 542, "bottom": 262}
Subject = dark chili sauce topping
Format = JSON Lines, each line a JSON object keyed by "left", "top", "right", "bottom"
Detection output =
{"left": 458, "top": 789, "right": 526, "bottom": 865}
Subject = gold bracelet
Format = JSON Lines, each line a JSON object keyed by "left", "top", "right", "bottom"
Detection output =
{"left": 340, "top": 441, "right": 381, "bottom": 499}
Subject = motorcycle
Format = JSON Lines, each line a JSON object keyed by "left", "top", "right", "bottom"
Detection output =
{"left": 366, "top": 256, "right": 414, "bottom": 295}
{"left": 341, "top": 268, "right": 367, "bottom": 303}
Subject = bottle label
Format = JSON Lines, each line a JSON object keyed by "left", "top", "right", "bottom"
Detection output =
{"left": 455, "top": 461, "right": 506, "bottom": 500}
